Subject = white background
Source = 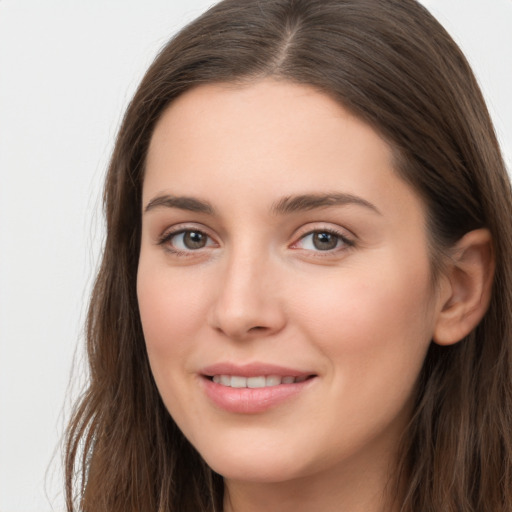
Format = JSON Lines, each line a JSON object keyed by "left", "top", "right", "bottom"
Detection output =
{"left": 0, "top": 1, "right": 511, "bottom": 511}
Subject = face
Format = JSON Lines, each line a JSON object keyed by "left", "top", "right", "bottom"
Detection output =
{"left": 137, "top": 80, "right": 444, "bottom": 485}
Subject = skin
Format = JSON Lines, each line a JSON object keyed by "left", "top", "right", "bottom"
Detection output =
{"left": 137, "top": 80, "right": 452, "bottom": 512}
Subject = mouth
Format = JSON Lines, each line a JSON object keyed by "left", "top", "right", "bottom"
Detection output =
{"left": 201, "top": 372, "right": 317, "bottom": 413}
{"left": 199, "top": 363, "right": 317, "bottom": 413}
{"left": 205, "top": 374, "right": 314, "bottom": 388}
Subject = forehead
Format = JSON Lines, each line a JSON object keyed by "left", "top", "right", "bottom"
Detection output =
{"left": 143, "top": 79, "right": 424, "bottom": 225}
{"left": 147, "top": 80, "right": 390, "bottom": 162}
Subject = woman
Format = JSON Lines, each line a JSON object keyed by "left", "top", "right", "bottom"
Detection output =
{"left": 65, "top": 0, "right": 512, "bottom": 510}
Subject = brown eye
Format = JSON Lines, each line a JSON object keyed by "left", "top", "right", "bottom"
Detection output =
{"left": 161, "top": 229, "right": 216, "bottom": 253}
{"left": 293, "top": 229, "right": 354, "bottom": 253}
{"left": 312, "top": 232, "right": 339, "bottom": 251}
{"left": 183, "top": 231, "right": 208, "bottom": 249}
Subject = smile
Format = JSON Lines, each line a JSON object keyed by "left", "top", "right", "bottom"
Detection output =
{"left": 210, "top": 375, "right": 310, "bottom": 388}
{"left": 202, "top": 368, "right": 316, "bottom": 413}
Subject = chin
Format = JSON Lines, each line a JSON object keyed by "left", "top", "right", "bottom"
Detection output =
{"left": 190, "top": 432, "right": 310, "bottom": 483}
{"left": 206, "top": 456, "right": 307, "bottom": 484}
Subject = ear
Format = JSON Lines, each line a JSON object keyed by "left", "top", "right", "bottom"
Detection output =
{"left": 433, "top": 228, "right": 495, "bottom": 346}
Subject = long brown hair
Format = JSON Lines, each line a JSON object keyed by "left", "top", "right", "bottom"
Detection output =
{"left": 65, "top": 0, "right": 512, "bottom": 510}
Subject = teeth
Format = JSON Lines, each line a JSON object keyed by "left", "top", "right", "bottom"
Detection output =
{"left": 247, "top": 376, "right": 266, "bottom": 388}
{"left": 231, "top": 376, "right": 247, "bottom": 388}
{"left": 211, "top": 375, "right": 309, "bottom": 388}
{"left": 266, "top": 375, "right": 282, "bottom": 387}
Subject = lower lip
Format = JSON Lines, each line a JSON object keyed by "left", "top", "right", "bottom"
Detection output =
{"left": 201, "top": 377, "right": 315, "bottom": 414}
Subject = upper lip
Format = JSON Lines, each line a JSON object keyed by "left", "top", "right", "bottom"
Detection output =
{"left": 201, "top": 362, "right": 315, "bottom": 378}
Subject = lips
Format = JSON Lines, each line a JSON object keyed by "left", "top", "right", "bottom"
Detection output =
{"left": 201, "top": 362, "right": 313, "bottom": 378}
{"left": 200, "top": 363, "right": 317, "bottom": 413}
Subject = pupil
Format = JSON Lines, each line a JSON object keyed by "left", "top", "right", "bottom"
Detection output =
{"left": 313, "top": 232, "right": 337, "bottom": 250}
{"left": 184, "top": 231, "right": 206, "bottom": 249}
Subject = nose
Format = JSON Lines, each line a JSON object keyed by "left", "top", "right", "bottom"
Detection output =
{"left": 208, "top": 250, "right": 287, "bottom": 340}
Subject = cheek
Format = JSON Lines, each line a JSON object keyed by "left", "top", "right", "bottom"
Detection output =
{"left": 318, "top": 251, "right": 431, "bottom": 329}
{"left": 137, "top": 262, "right": 208, "bottom": 362}
{"left": 137, "top": 260, "right": 219, "bottom": 441}
{"left": 288, "top": 260, "right": 436, "bottom": 451}
{"left": 292, "top": 255, "right": 436, "bottom": 380}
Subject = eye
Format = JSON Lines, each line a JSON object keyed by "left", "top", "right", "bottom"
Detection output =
{"left": 159, "top": 229, "right": 216, "bottom": 252}
{"left": 293, "top": 229, "right": 353, "bottom": 252}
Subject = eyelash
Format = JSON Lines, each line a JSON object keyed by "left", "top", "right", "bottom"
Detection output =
{"left": 157, "top": 226, "right": 355, "bottom": 257}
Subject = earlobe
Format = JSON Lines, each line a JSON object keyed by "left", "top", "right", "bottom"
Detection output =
{"left": 433, "top": 228, "right": 495, "bottom": 346}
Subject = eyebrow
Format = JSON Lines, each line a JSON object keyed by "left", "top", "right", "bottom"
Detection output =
{"left": 144, "top": 192, "right": 381, "bottom": 216}
{"left": 271, "top": 193, "right": 381, "bottom": 216}
{"left": 144, "top": 195, "right": 214, "bottom": 214}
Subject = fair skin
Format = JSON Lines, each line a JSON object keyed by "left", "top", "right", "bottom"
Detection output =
{"left": 137, "top": 80, "right": 493, "bottom": 512}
